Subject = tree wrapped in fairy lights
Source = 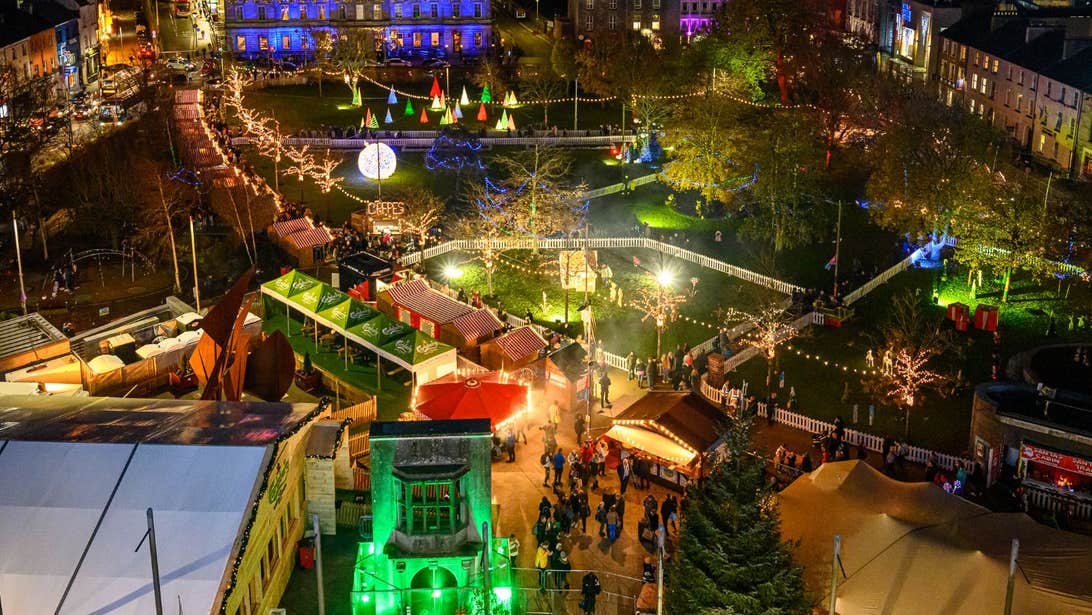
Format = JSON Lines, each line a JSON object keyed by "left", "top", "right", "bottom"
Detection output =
{"left": 424, "top": 127, "right": 485, "bottom": 201}
{"left": 630, "top": 271, "right": 689, "bottom": 356}
{"left": 717, "top": 302, "right": 800, "bottom": 388}
{"left": 866, "top": 290, "right": 961, "bottom": 438}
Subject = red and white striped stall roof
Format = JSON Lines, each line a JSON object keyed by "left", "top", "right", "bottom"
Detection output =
{"left": 271, "top": 218, "right": 312, "bottom": 238}
{"left": 286, "top": 226, "right": 333, "bottom": 250}
{"left": 493, "top": 326, "right": 547, "bottom": 360}
{"left": 397, "top": 289, "right": 474, "bottom": 325}
{"left": 385, "top": 278, "right": 431, "bottom": 303}
{"left": 450, "top": 309, "right": 503, "bottom": 341}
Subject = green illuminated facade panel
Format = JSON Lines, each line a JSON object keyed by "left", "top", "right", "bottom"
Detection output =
{"left": 353, "top": 420, "right": 514, "bottom": 615}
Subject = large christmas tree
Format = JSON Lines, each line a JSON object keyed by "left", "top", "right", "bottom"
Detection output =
{"left": 665, "top": 414, "right": 810, "bottom": 614}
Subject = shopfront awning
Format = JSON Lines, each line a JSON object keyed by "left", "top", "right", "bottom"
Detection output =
{"left": 603, "top": 424, "right": 696, "bottom": 466}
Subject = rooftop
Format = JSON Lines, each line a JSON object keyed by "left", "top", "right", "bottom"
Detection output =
{"left": 370, "top": 418, "right": 491, "bottom": 439}
{"left": 979, "top": 383, "right": 1092, "bottom": 439}
{"left": 0, "top": 395, "right": 323, "bottom": 446}
{"left": 613, "top": 392, "right": 727, "bottom": 453}
{"left": 0, "top": 313, "right": 67, "bottom": 360}
{"left": 0, "top": 8, "right": 51, "bottom": 47}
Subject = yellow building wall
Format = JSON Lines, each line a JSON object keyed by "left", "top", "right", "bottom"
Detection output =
{"left": 223, "top": 425, "right": 311, "bottom": 615}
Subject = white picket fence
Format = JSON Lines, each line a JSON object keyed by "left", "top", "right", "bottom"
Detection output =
{"left": 401, "top": 237, "right": 804, "bottom": 295}
{"left": 842, "top": 251, "right": 918, "bottom": 305}
{"left": 697, "top": 375, "right": 971, "bottom": 472}
{"left": 1027, "top": 485, "right": 1092, "bottom": 520}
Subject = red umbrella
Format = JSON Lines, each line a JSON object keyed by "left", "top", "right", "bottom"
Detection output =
{"left": 415, "top": 372, "right": 529, "bottom": 430}
{"left": 430, "top": 76, "right": 442, "bottom": 98}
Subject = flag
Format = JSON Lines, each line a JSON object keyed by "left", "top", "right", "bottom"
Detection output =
{"left": 825, "top": 254, "right": 838, "bottom": 271}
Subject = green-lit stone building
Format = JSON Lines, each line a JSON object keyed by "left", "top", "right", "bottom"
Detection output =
{"left": 353, "top": 419, "right": 513, "bottom": 615}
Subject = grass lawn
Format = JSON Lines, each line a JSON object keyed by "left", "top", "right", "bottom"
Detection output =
{"left": 262, "top": 310, "right": 412, "bottom": 416}
{"left": 242, "top": 79, "right": 627, "bottom": 135}
{"left": 729, "top": 264, "right": 1092, "bottom": 454}
{"left": 426, "top": 247, "right": 784, "bottom": 358}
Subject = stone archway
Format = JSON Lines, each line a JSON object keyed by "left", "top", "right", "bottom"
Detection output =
{"left": 409, "top": 565, "right": 459, "bottom": 615}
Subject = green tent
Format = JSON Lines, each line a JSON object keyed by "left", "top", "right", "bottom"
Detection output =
{"left": 381, "top": 330, "right": 454, "bottom": 365}
{"left": 294, "top": 283, "right": 348, "bottom": 314}
{"left": 349, "top": 314, "right": 415, "bottom": 347}
{"left": 262, "top": 270, "right": 322, "bottom": 299}
{"left": 318, "top": 298, "right": 380, "bottom": 330}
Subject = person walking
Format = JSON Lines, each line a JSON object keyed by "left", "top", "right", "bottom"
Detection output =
{"left": 552, "top": 448, "right": 566, "bottom": 488}
{"left": 625, "top": 352, "right": 636, "bottom": 380}
{"left": 618, "top": 455, "right": 632, "bottom": 494}
{"left": 574, "top": 413, "right": 586, "bottom": 443}
{"left": 508, "top": 533, "right": 520, "bottom": 567}
{"left": 662, "top": 494, "right": 678, "bottom": 533}
{"left": 554, "top": 549, "right": 572, "bottom": 590}
{"left": 646, "top": 356, "right": 658, "bottom": 389}
{"left": 541, "top": 451, "right": 552, "bottom": 487}
{"left": 595, "top": 500, "right": 607, "bottom": 536}
{"left": 580, "top": 571, "right": 602, "bottom": 615}
{"left": 575, "top": 489, "right": 591, "bottom": 533}
{"left": 535, "top": 542, "right": 551, "bottom": 592}
{"left": 505, "top": 429, "right": 517, "bottom": 463}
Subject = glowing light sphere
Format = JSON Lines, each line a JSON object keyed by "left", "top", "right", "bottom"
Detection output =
{"left": 656, "top": 270, "right": 674, "bottom": 286}
{"left": 357, "top": 143, "right": 397, "bottom": 180}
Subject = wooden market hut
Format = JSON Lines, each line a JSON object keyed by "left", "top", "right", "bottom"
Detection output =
{"left": 603, "top": 392, "right": 727, "bottom": 490}
{"left": 376, "top": 278, "right": 474, "bottom": 339}
{"left": 542, "top": 342, "right": 589, "bottom": 412}
{"left": 440, "top": 309, "right": 503, "bottom": 360}
{"left": 272, "top": 217, "right": 333, "bottom": 268}
{"left": 480, "top": 326, "right": 547, "bottom": 372}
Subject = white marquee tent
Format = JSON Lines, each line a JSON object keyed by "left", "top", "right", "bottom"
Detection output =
{"left": 779, "top": 460, "right": 1092, "bottom": 615}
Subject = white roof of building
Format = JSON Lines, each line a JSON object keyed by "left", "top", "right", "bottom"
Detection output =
{"left": 0, "top": 440, "right": 268, "bottom": 615}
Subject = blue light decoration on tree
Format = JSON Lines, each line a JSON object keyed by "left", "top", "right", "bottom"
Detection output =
{"left": 424, "top": 127, "right": 486, "bottom": 173}
{"left": 638, "top": 131, "right": 663, "bottom": 164}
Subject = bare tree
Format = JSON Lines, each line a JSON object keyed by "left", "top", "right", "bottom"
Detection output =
{"left": 717, "top": 302, "right": 800, "bottom": 388}
{"left": 390, "top": 186, "right": 443, "bottom": 249}
{"left": 630, "top": 281, "right": 689, "bottom": 356}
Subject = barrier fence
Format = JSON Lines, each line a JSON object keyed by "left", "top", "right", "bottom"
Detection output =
{"left": 232, "top": 133, "right": 637, "bottom": 150}
{"left": 328, "top": 398, "right": 377, "bottom": 424}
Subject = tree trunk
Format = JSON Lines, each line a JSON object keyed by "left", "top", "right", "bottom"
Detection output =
{"left": 1002, "top": 267, "right": 1012, "bottom": 302}
{"left": 775, "top": 50, "right": 789, "bottom": 105}
{"left": 904, "top": 405, "right": 911, "bottom": 439}
{"left": 37, "top": 214, "right": 49, "bottom": 262}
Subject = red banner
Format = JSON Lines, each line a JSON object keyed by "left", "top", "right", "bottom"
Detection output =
{"left": 1021, "top": 444, "right": 1092, "bottom": 478}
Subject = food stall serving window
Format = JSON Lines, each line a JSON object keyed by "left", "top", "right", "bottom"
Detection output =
{"left": 1020, "top": 442, "right": 1092, "bottom": 497}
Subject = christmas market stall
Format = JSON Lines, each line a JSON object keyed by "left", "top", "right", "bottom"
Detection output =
{"left": 479, "top": 326, "right": 547, "bottom": 372}
{"left": 377, "top": 278, "right": 474, "bottom": 338}
{"left": 260, "top": 270, "right": 456, "bottom": 386}
{"left": 337, "top": 250, "right": 393, "bottom": 301}
{"left": 439, "top": 308, "right": 503, "bottom": 360}
{"left": 603, "top": 392, "right": 728, "bottom": 490}
{"left": 541, "top": 341, "right": 589, "bottom": 412}
{"left": 271, "top": 217, "right": 334, "bottom": 268}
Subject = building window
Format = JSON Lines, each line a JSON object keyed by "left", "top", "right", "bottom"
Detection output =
{"left": 609, "top": 13, "right": 616, "bottom": 30}
{"left": 394, "top": 3, "right": 402, "bottom": 17}
{"left": 396, "top": 479, "right": 464, "bottom": 535}
{"left": 452, "top": 3, "right": 460, "bottom": 17}
{"left": 634, "top": 0, "right": 641, "bottom": 8}
{"left": 235, "top": 6, "right": 243, "bottom": 20}
{"left": 959, "top": 46, "right": 966, "bottom": 61}
{"left": 973, "top": 52, "right": 979, "bottom": 67}
{"left": 237, "top": 35, "right": 246, "bottom": 51}
{"left": 339, "top": 5, "right": 347, "bottom": 19}
{"left": 413, "top": 31, "right": 422, "bottom": 47}
{"left": 652, "top": 13, "right": 659, "bottom": 29}
{"left": 283, "top": 34, "right": 291, "bottom": 49}
{"left": 992, "top": 59, "right": 998, "bottom": 73}
{"left": 431, "top": 3, "right": 438, "bottom": 17}
{"left": 1038, "top": 133, "right": 1045, "bottom": 152}
{"left": 971, "top": 73, "right": 977, "bottom": 91}
{"left": 373, "top": 4, "right": 382, "bottom": 18}
{"left": 632, "top": 17, "right": 640, "bottom": 29}
{"left": 430, "top": 31, "right": 440, "bottom": 46}
{"left": 609, "top": 0, "right": 616, "bottom": 8}
{"left": 585, "top": 14, "right": 593, "bottom": 30}
{"left": 652, "top": 0, "right": 659, "bottom": 7}
{"left": 1017, "top": 70, "right": 1023, "bottom": 85}
{"left": 474, "top": 31, "right": 482, "bottom": 47}
{"left": 257, "top": 6, "right": 266, "bottom": 19}
{"left": 413, "top": 3, "right": 420, "bottom": 17}
{"left": 585, "top": 0, "right": 593, "bottom": 8}
{"left": 259, "top": 35, "right": 269, "bottom": 50}
{"left": 474, "top": 3, "right": 482, "bottom": 17}
{"left": 281, "top": 6, "right": 289, "bottom": 19}
{"left": 318, "top": 5, "right": 326, "bottom": 18}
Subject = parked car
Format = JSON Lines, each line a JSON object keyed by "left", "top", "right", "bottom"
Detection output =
{"left": 165, "top": 57, "right": 195, "bottom": 72}
{"left": 422, "top": 58, "right": 450, "bottom": 69}
{"left": 384, "top": 57, "right": 412, "bottom": 66}
{"left": 515, "top": 8, "right": 527, "bottom": 18}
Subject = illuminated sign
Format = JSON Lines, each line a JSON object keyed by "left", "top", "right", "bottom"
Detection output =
{"left": 901, "top": 2, "right": 911, "bottom": 22}
{"left": 365, "top": 201, "right": 407, "bottom": 217}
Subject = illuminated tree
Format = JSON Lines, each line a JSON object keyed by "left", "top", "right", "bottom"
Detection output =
{"left": 630, "top": 277, "right": 689, "bottom": 356}
{"left": 472, "top": 144, "right": 587, "bottom": 253}
{"left": 472, "top": 57, "right": 503, "bottom": 100}
{"left": 519, "top": 68, "right": 566, "bottom": 125}
{"left": 309, "top": 148, "right": 344, "bottom": 220}
{"left": 424, "top": 127, "right": 484, "bottom": 200}
{"left": 450, "top": 213, "right": 507, "bottom": 295}
{"left": 660, "top": 95, "right": 752, "bottom": 205}
{"left": 717, "top": 302, "right": 799, "bottom": 388}
{"left": 309, "top": 29, "right": 335, "bottom": 98}
{"left": 330, "top": 28, "right": 376, "bottom": 107}
{"left": 867, "top": 291, "right": 960, "bottom": 438}
{"left": 389, "top": 186, "right": 443, "bottom": 249}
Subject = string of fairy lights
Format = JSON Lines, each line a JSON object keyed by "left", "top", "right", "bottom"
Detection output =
{"left": 783, "top": 343, "right": 881, "bottom": 376}
{"left": 320, "top": 67, "right": 819, "bottom": 110}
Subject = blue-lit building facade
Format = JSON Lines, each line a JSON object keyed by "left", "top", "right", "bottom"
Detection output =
{"left": 223, "top": 0, "right": 493, "bottom": 61}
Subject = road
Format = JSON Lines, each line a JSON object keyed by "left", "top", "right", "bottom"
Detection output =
{"left": 102, "top": 13, "right": 142, "bottom": 66}
{"left": 155, "top": 1, "right": 217, "bottom": 57}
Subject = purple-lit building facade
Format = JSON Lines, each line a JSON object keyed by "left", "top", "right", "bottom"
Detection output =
{"left": 566, "top": 0, "right": 680, "bottom": 45}
{"left": 223, "top": 0, "right": 492, "bottom": 60}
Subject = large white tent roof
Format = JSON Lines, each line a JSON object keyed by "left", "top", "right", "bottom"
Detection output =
{"left": 779, "top": 460, "right": 1092, "bottom": 615}
{"left": 0, "top": 440, "right": 268, "bottom": 614}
